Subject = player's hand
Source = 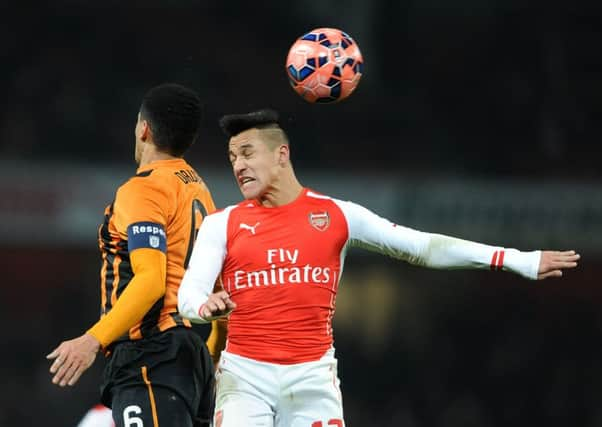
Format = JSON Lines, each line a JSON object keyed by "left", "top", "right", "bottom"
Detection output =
{"left": 46, "top": 333, "right": 100, "bottom": 387}
{"left": 537, "top": 250, "right": 580, "bottom": 280}
{"left": 199, "top": 290, "right": 236, "bottom": 320}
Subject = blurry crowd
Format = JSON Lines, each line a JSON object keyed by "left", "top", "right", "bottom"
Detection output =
{"left": 1, "top": 2, "right": 601, "bottom": 176}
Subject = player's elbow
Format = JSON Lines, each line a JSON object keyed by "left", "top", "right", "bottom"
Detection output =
{"left": 176, "top": 293, "right": 187, "bottom": 316}
{"left": 150, "top": 279, "right": 166, "bottom": 300}
{"left": 177, "top": 285, "right": 194, "bottom": 319}
{"left": 177, "top": 281, "right": 211, "bottom": 322}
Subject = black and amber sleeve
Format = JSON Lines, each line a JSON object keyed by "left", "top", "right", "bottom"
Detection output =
{"left": 88, "top": 178, "right": 170, "bottom": 348}
{"left": 88, "top": 248, "right": 166, "bottom": 348}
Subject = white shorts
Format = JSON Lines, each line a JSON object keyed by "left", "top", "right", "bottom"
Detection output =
{"left": 214, "top": 348, "right": 344, "bottom": 427}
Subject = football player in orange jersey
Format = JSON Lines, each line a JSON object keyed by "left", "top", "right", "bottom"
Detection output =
{"left": 47, "top": 83, "right": 226, "bottom": 427}
{"left": 178, "top": 109, "right": 579, "bottom": 427}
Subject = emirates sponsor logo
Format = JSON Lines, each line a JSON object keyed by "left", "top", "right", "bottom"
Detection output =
{"left": 309, "top": 211, "right": 330, "bottom": 231}
{"left": 227, "top": 248, "right": 336, "bottom": 290}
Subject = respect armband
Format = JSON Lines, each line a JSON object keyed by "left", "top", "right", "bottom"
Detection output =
{"left": 127, "top": 221, "right": 167, "bottom": 252}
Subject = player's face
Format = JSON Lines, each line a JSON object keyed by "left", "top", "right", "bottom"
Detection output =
{"left": 134, "top": 113, "right": 144, "bottom": 164}
{"left": 134, "top": 113, "right": 151, "bottom": 165}
{"left": 228, "top": 129, "right": 282, "bottom": 200}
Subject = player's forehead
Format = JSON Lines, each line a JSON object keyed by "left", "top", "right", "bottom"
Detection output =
{"left": 228, "top": 128, "right": 266, "bottom": 153}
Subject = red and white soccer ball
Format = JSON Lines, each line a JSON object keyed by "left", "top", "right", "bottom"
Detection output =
{"left": 286, "top": 27, "right": 364, "bottom": 103}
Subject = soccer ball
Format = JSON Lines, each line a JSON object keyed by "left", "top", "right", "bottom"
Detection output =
{"left": 286, "top": 28, "right": 364, "bottom": 103}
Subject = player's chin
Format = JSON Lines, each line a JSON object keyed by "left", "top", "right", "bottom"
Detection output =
{"left": 240, "top": 183, "right": 260, "bottom": 199}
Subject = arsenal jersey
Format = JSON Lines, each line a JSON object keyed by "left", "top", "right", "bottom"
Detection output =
{"left": 179, "top": 188, "right": 540, "bottom": 364}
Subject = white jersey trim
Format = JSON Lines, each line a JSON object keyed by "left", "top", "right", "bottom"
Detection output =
{"left": 331, "top": 198, "right": 540, "bottom": 279}
{"left": 178, "top": 206, "right": 235, "bottom": 322}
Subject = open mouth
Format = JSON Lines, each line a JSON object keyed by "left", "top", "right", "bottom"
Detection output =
{"left": 239, "top": 177, "right": 255, "bottom": 186}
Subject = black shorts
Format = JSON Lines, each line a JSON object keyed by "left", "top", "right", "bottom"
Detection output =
{"left": 100, "top": 327, "right": 214, "bottom": 427}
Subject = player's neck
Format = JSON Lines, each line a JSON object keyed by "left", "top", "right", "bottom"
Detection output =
{"left": 258, "top": 175, "right": 303, "bottom": 208}
{"left": 139, "top": 145, "right": 179, "bottom": 167}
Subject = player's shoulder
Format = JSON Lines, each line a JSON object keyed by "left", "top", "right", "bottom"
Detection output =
{"left": 305, "top": 188, "right": 333, "bottom": 201}
{"left": 154, "top": 160, "right": 205, "bottom": 185}
{"left": 202, "top": 201, "right": 259, "bottom": 229}
{"left": 203, "top": 204, "right": 238, "bottom": 222}
{"left": 118, "top": 160, "right": 202, "bottom": 194}
{"left": 214, "top": 200, "right": 260, "bottom": 215}
{"left": 118, "top": 167, "right": 163, "bottom": 193}
{"left": 304, "top": 188, "right": 367, "bottom": 217}
{"left": 304, "top": 188, "right": 348, "bottom": 210}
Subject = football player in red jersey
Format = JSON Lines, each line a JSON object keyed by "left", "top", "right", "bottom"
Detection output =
{"left": 178, "top": 109, "right": 579, "bottom": 427}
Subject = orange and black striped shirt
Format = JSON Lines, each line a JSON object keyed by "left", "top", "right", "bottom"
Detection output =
{"left": 97, "top": 158, "right": 216, "bottom": 343}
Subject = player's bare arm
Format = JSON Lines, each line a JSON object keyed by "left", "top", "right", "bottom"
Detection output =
{"left": 537, "top": 250, "right": 580, "bottom": 279}
{"left": 46, "top": 333, "right": 100, "bottom": 387}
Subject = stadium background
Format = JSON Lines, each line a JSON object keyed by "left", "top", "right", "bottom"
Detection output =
{"left": 2, "top": 1, "right": 601, "bottom": 426}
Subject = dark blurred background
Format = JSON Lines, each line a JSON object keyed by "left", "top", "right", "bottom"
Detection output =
{"left": 1, "top": 1, "right": 600, "bottom": 426}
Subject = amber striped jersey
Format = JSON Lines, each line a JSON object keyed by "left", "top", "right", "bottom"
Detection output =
{"left": 98, "top": 158, "right": 216, "bottom": 343}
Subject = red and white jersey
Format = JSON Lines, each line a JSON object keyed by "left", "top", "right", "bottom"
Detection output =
{"left": 76, "top": 404, "right": 114, "bottom": 427}
{"left": 179, "top": 188, "right": 540, "bottom": 364}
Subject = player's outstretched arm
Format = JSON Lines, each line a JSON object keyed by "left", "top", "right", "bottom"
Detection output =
{"left": 336, "top": 199, "right": 580, "bottom": 280}
{"left": 537, "top": 250, "right": 580, "bottom": 280}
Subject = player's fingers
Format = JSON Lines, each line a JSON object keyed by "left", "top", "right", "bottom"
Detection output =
{"left": 59, "top": 361, "right": 80, "bottom": 387}
{"left": 200, "top": 306, "right": 211, "bottom": 318}
{"left": 46, "top": 349, "right": 59, "bottom": 360}
{"left": 59, "top": 364, "right": 76, "bottom": 387}
{"left": 553, "top": 251, "right": 579, "bottom": 260}
{"left": 548, "top": 255, "right": 579, "bottom": 268}
{"left": 557, "top": 250, "right": 576, "bottom": 256}
{"left": 202, "top": 302, "right": 215, "bottom": 316}
{"left": 538, "top": 270, "right": 562, "bottom": 280}
{"left": 68, "top": 367, "right": 85, "bottom": 386}
{"left": 217, "top": 290, "right": 234, "bottom": 303}
{"left": 204, "top": 301, "right": 217, "bottom": 313}
{"left": 555, "top": 261, "right": 578, "bottom": 269}
{"left": 562, "top": 253, "right": 580, "bottom": 262}
{"left": 211, "top": 298, "right": 227, "bottom": 312}
{"left": 216, "top": 290, "right": 230, "bottom": 298}
{"left": 202, "top": 304, "right": 220, "bottom": 317}
{"left": 51, "top": 359, "right": 72, "bottom": 385}
{"left": 49, "top": 354, "right": 65, "bottom": 374}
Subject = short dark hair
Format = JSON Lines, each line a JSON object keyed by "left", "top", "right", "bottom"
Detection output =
{"left": 139, "top": 83, "right": 202, "bottom": 157}
{"left": 219, "top": 108, "right": 280, "bottom": 138}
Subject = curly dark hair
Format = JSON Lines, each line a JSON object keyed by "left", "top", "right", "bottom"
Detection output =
{"left": 139, "top": 83, "right": 202, "bottom": 156}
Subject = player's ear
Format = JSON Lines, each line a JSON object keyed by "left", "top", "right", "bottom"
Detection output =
{"left": 278, "top": 144, "right": 289, "bottom": 165}
{"left": 139, "top": 120, "right": 151, "bottom": 142}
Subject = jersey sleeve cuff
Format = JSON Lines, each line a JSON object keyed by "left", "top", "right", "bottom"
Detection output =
{"left": 503, "top": 249, "right": 541, "bottom": 280}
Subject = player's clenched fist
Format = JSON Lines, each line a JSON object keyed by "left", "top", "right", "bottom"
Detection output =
{"left": 199, "top": 290, "right": 236, "bottom": 320}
